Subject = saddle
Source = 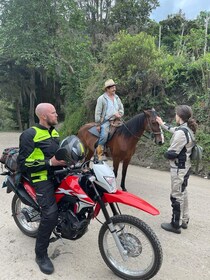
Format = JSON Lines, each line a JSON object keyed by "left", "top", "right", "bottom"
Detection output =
{"left": 88, "top": 119, "right": 123, "bottom": 140}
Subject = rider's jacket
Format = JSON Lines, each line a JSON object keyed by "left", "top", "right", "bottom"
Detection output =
{"left": 95, "top": 93, "right": 124, "bottom": 124}
{"left": 17, "top": 124, "right": 60, "bottom": 183}
{"left": 161, "top": 123, "right": 194, "bottom": 169}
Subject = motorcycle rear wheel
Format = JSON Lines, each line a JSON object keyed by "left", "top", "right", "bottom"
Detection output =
{"left": 11, "top": 194, "right": 40, "bottom": 237}
{"left": 98, "top": 214, "right": 163, "bottom": 280}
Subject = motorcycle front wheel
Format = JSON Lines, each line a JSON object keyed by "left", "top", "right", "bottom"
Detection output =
{"left": 98, "top": 214, "right": 163, "bottom": 280}
{"left": 12, "top": 194, "right": 40, "bottom": 237}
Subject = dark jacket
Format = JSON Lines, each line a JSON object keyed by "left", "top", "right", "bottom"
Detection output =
{"left": 17, "top": 124, "right": 60, "bottom": 183}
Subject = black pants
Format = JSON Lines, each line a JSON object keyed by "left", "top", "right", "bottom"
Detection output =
{"left": 33, "top": 180, "right": 58, "bottom": 257}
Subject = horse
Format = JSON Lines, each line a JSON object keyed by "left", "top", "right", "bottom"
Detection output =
{"left": 77, "top": 109, "right": 164, "bottom": 191}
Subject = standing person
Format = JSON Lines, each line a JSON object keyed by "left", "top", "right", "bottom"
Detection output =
{"left": 156, "top": 105, "right": 198, "bottom": 234}
{"left": 95, "top": 79, "right": 124, "bottom": 160}
{"left": 17, "top": 103, "right": 66, "bottom": 274}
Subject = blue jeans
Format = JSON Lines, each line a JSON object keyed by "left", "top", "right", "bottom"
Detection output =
{"left": 98, "top": 121, "right": 110, "bottom": 146}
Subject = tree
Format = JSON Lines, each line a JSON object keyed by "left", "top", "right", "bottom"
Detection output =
{"left": 110, "top": 0, "right": 159, "bottom": 32}
{"left": 77, "top": 0, "right": 159, "bottom": 56}
{"left": 83, "top": 31, "right": 163, "bottom": 117}
{"left": 0, "top": 0, "right": 93, "bottom": 129}
{"left": 0, "top": 0, "right": 59, "bottom": 126}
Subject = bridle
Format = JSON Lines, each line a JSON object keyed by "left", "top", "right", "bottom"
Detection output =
{"left": 145, "top": 110, "right": 162, "bottom": 138}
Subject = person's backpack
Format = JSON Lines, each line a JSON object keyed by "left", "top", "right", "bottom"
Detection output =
{"left": 178, "top": 128, "right": 203, "bottom": 162}
{"left": 0, "top": 147, "right": 19, "bottom": 172}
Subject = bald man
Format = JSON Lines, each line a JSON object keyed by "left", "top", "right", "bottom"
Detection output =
{"left": 17, "top": 103, "right": 65, "bottom": 274}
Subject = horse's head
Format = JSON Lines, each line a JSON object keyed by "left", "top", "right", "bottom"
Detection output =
{"left": 144, "top": 109, "right": 164, "bottom": 145}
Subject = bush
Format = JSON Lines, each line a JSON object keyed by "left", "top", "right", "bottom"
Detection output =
{"left": 60, "top": 102, "right": 86, "bottom": 139}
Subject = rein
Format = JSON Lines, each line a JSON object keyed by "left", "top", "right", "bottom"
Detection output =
{"left": 121, "top": 119, "right": 142, "bottom": 139}
{"left": 121, "top": 111, "right": 162, "bottom": 140}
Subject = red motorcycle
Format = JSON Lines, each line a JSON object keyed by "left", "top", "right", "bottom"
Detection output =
{"left": 1, "top": 139, "right": 163, "bottom": 280}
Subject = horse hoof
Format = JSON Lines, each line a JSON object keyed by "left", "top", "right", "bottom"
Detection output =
{"left": 122, "top": 188, "right": 127, "bottom": 192}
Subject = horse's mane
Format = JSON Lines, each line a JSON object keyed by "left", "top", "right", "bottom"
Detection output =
{"left": 116, "top": 112, "right": 145, "bottom": 138}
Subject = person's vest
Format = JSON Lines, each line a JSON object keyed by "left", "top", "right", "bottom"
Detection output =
{"left": 25, "top": 126, "right": 59, "bottom": 183}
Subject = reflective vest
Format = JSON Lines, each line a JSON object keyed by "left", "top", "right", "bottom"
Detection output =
{"left": 25, "top": 126, "right": 59, "bottom": 183}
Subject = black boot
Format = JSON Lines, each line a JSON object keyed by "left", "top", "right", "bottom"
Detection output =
{"left": 35, "top": 255, "right": 54, "bottom": 274}
{"left": 161, "top": 223, "right": 181, "bottom": 234}
{"left": 181, "top": 222, "right": 188, "bottom": 229}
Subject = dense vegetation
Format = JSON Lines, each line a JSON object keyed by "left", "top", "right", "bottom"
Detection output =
{"left": 0, "top": 0, "right": 209, "bottom": 175}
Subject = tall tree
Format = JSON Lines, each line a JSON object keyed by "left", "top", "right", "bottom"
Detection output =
{"left": 77, "top": 0, "right": 159, "bottom": 56}
{"left": 0, "top": 0, "right": 93, "bottom": 129}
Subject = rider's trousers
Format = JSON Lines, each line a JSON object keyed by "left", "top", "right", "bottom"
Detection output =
{"left": 98, "top": 121, "right": 110, "bottom": 146}
{"left": 33, "top": 180, "right": 58, "bottom": 257}
{"left": 170, "top": 166, "right": 191, "bottom": 228}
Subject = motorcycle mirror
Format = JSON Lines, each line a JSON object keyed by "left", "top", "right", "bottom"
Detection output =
{"left": 55, "top": 148, "right": 67, "bottom": 161}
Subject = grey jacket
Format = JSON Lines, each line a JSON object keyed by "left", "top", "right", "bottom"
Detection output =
{"left": 95, "top": 93, "right": 124, "bottom": 124}
{"left": 161, "top": 123, "right": 194, "bottom": 168}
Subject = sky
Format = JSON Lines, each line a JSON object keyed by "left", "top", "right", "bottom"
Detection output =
{"left": 150, "top": 0, "right": 210, "bottom": 22}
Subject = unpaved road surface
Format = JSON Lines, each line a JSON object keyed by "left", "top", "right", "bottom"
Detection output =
{"left": 0, "top": 132, "right": 210, "bottom": 280}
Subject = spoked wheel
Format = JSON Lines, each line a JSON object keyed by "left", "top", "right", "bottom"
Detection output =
{"left": 12, "top": 194, "right": 40, "bottom": 237}
{"left": 98, "top": 215, "right": 163, "bottom": 280}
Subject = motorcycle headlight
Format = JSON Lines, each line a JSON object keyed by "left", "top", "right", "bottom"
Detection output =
{"left": 104, "top": 176, "right": 115, "bottom": 185}
{"left": 103, "top": 176, "right": 117, "bottom": 191}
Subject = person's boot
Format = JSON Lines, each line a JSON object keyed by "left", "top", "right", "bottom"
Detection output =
{"left": 35, "top": 254, "right": 54, "bottom": 274}
{"left": 182, "top": 220, "right": 189, "bottom": 229}
{"left": 161, "top": 223, "right": 181, "bottom": 234}
{"left": 96, "top": 145, "right": 107, "bottom": 161}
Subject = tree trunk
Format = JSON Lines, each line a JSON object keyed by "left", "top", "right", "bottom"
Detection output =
{"left": 15, "top": 98, "right": 23, "bottom": 131}
{"left": 29, "top": 69, "right": 36, "bottom": 127}
{"left": 204, "top": 16, "right": 209, "bottom": 56}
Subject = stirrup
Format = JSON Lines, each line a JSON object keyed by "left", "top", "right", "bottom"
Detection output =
{"left": 100, "top": 155, "right": 107, "bottom": 161}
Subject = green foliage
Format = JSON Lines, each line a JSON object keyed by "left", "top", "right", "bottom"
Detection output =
{"left": 78, "top": 0, "right": 159, "bottom": 56}
{"left": 0, "top": 0, "right": 210, "bottom": 176}
{"left": 106, "top": 31, "right": 159, "bottom": 78}
{"left": 195, "top": 130, "right": 210, "bottom": 161}
{"left": 185, "top": 28, "right": 206, "bottom": 58}
{"left": 110, "top": 0, "right": 159, "bottom": 32}
{"left": 103, "top": 31, "right": 163, "bottom": 114}
{"left": 0, "top": 100, "right": 17, "bottom": 131}
{"left": 82, "top": 65, "right": 107, "bottom": 119}
{"left": 60, "top": 102, "right": 86, "bottom": 138}
{"left": 0, "top": 0, "right": 94, "bottom": 129}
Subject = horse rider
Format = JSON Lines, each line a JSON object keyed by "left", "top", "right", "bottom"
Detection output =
{"left": 95, "top": 79, "right": 124, "bottom": 160}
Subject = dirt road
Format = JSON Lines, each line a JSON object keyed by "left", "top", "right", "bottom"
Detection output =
{"left": 0, "top": 132, "right": 210, "bottom": 280}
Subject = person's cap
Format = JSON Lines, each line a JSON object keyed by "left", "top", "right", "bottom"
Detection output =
{"left": 104, "top": 79, "right": 116, "bottom": 90}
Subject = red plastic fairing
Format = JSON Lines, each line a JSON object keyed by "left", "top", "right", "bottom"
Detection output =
{"left": 103, "top": 190, "right": 160, "bottom": 216}
{"left": 23, "top": 179, "right": 36, "bottom": 200}
{"left": 93, "top": 202, "right": 101, "bottom": 218}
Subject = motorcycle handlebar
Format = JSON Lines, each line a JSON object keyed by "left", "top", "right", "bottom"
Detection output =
{"left": 54, "top": 167, "right": 83, "bottom": 176}
{"left": 54, "top": 168, "right": 69, "bottom": 176}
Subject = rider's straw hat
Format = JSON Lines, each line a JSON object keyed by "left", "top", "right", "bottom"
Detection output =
{"left": 103, "top": 79, "right": 116, "bottom": 90}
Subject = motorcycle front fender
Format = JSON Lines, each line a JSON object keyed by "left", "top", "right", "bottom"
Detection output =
{"left": 103, "top": 190, "right": 160, "bottom": 216}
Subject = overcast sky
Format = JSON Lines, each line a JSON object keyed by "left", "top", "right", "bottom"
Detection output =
{"left": 151, "top": 0, "right": 210, "bottom": 22}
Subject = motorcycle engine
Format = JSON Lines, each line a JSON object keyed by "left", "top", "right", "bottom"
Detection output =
{"left": 56, "top": 209, "right": 89, "bottom": 240}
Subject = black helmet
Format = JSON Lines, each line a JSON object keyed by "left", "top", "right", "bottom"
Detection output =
{"left": 56, "top": 135, "right": 85, "bottom": 165}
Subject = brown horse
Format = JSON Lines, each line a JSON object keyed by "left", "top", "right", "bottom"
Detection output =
{"left": 77, "top": 109, "right": 164, "bottom": 191}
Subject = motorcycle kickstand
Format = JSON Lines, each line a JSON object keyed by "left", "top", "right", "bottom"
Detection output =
{"left": 50, "top": 231, "right": 64, "bottom": 244}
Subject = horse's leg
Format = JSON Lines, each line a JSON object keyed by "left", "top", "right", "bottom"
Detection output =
{"left": 120, "top": 158, "right": 130, "bottom": 191}
{"left": 113, "top": 158, "right": 120, "bottom": 179}
{"left": 85, "top": 150, "right": 94, "bottom": 167}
